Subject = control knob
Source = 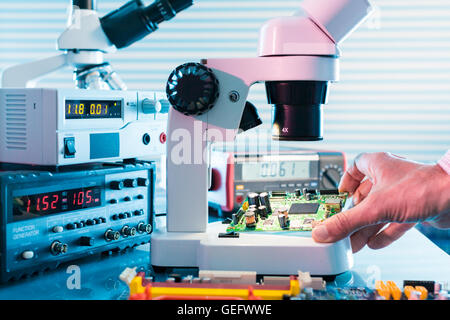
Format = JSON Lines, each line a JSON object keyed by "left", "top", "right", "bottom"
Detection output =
{"left": 166, "top": 62, "right": 219, "bottom": 116}
{"left": 124, "top": 179, "right": 137, "bottom": 188}
{"left": 142, "top": 98, "right": 162, "bottom": 114}
{"left": 159, "top": 100, "right": 170, "bottom": 114}
{"left": 137, "top": 177, "right": 149, "bottom": 187}
{"left": 320, "top": 165, "right": 344, "bottom": 189}
{"left": 110, "top": 180, "right": 124, "bottom": 190}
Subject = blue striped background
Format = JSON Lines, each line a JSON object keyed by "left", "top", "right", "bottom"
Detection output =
{"left": 1, "top": 0, "right": 449, "bottom": 164}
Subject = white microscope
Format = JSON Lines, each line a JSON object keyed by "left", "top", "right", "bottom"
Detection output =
{"left": 151, "top": 0, "right": 374, "bottom": 276}
{"left": 1, "top": 0, "right": 193, "bottom": 89}
{"left": 0, "top": 0, "right": 192, "bottom": 167}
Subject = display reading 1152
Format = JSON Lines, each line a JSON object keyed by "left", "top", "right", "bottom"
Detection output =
{"left": 65, "top": 100, "right": 122, "bottom": 119}
{"left": 12, "top": 186, "right": 103, "bottom": 220}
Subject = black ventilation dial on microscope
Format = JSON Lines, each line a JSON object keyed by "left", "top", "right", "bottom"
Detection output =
{"left": 166, "top": 62, "right": 219, "bottom": 116}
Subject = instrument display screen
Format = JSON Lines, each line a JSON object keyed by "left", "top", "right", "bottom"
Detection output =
{"left": 13, "top": 186, "right": 103, "bottom": 219}
{"left": 65, "top": 100, "right": 122, "bottom": 119}
{"left": 242, "top": 160, "right": 311, "bottom": 181}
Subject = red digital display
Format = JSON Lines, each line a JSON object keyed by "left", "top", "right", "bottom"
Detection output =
{"left": 13, "top": 186, "right": 103, "bottom": 217}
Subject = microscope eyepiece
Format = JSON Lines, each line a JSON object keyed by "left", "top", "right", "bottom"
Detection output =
{"left": 100, "top": 0, "right": 193, "bottom": 49}
{"left": 72, "top": 0, "right": 96, "bottom": 10}
{"left": 266, "top": 81, "right": 329, "bottom": 141}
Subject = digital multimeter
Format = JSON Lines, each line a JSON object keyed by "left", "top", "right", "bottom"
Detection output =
{"left": 208, "top": 148, "right": 347, "bottom": 212}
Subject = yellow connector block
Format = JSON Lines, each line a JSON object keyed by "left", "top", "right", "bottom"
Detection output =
{"left": 129, "top": 276, "right": 146, "bottom": 296}
{"left": 386, "top": 281, "right": 402, "bottom": 300}
{"left": 375, "top": 280, "right": 391, "bottom": 300}
{"left": 289, "top": 279, "right": 300, "bottom": 297}
{"left": 414, "top": 286, "right": 428, "bottom": 300}
{"left": 403, "top": 285, "right": 415, "bottom": 299}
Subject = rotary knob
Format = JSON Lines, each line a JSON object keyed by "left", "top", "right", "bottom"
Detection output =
{"left": 166, "top": 62, "right": 219, "bottom": 116}
{"left": 320, "top": 166, "right": 344, "bottom": 189}
{"left": 142, "top": 98, "right": 162, "bottom": 114}
{"left": 159, "top": 100, "right": 170, "bottom": 114}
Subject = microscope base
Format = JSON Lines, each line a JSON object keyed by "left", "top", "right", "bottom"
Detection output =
{"left": 151, "top": 222, "right": 353, "bottom": 276}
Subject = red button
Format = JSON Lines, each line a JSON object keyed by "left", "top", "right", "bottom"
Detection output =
{"left": 236, "top": 195, "right": 244, "bottom": 204}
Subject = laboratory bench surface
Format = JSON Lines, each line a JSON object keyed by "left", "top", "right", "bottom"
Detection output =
{"left": 0, "top": 215, "right": 448, "bottom": 300}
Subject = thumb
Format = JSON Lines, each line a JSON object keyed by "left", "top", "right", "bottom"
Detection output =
{"left": 312, "top": 196, "right": 384, "bottom": 243}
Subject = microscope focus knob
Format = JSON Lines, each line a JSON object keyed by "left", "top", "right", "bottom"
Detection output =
{"left": 166, "top": 62, "right": 219, "bottom": 116}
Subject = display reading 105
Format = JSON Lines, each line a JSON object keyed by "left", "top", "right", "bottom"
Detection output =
{"left": 65, "top": 99, "right": 122, "bottom": 119}
{"left": 12, "top": 186, "right": 103, "bottom": 220}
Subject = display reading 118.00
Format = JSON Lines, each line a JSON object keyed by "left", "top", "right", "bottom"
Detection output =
{"left": 65, "top": 100, "right": 122, "bottom": 119}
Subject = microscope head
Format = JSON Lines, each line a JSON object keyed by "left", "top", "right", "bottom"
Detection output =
{"left": 54, "top": 0, "right": 193, "bottom": 89}
{"left": 100, "top": 0, "right": 193, "bottom": 49}
{"left": 259, "top": 0, "right": 373, "bottom": 141}
{"left": 165, "top": 0, "right": 373, "bottom": 144}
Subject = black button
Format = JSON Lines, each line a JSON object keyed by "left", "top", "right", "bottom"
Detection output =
{"left": 124, "top": 212, "right": 132, "bottom": 218}
{"left": 86, "top": 219, "right": 95, "bottom": 226}
{"left": 93, "top": 218, "right": 101, "bottom": 224}
{"left": 111, "top": 214, "right": 118, "bottom": 220}
{"left": 79, "top": 221, "right": 85, "bottom": 228}
{"left": 100, "top": 217, "right": 106, "bottom": 223}
{"left": 134, "top": 209, "right": 144, "bottom": 216}
{"left": 79, "top": 236, "right": 95, "bottom": 246}
{"left": 110, "top": 199, "right": 118, "bottom": 204}
{"left": 123, "top": 196, "right": 131, "bottom": 202}
{"left": 64, "top": 137, "right": 76, "bottom": 158}
{"left": 118, "top": 213, "right": 126, "bottom": 219}
{"left": 136, "top": 194, "right": 144, "bottom": 200}
{"left": 66, "top": 223, "right": 76, "bottom": 230}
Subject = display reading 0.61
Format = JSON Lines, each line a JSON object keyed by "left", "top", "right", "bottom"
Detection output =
{"left": 65, "top": 100, "right": 122, "bottom": 119}
{"left": 242, "top": 161, "right": 310, "bottom": 181}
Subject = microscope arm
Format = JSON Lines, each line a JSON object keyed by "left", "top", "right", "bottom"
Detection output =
{"left": 1, "top": 54, "right": 68, "bottom": 88}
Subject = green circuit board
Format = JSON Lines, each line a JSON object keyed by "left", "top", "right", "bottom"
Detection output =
{"left": 226, "top": 190, "right": 348, "bottom": 233}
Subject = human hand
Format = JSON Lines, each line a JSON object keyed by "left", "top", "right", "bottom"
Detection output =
{"left": 312, "top": 152, "right": 450, "bottom": 252}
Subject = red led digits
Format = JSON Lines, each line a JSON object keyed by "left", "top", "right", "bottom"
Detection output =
{"left": 77, "top": 191, "right": 84, "bottom": 206}
{"left": 15, "top": 186, "right": 102, "bottom": 216}
{"left": 86, "top": 189, "right": 93, "bottom": 204}
{"left": 50, "top": 194, "right": 58, "bottom": 210}
{"left": 26, "top": 199, "right": 31, "bottom": 213}
{"left": 42, "top": 195, "right": 49, "bottom": 211}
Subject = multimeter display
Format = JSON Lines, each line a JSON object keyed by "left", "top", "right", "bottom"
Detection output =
{"left": 242, "top": 161, "right": 310, "bottom": 181}
{"left": 13, "top": 186, "right": 103, "bottom": 219}
{"left": 65, "top": 100, "right": 122, "bottom": 119}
